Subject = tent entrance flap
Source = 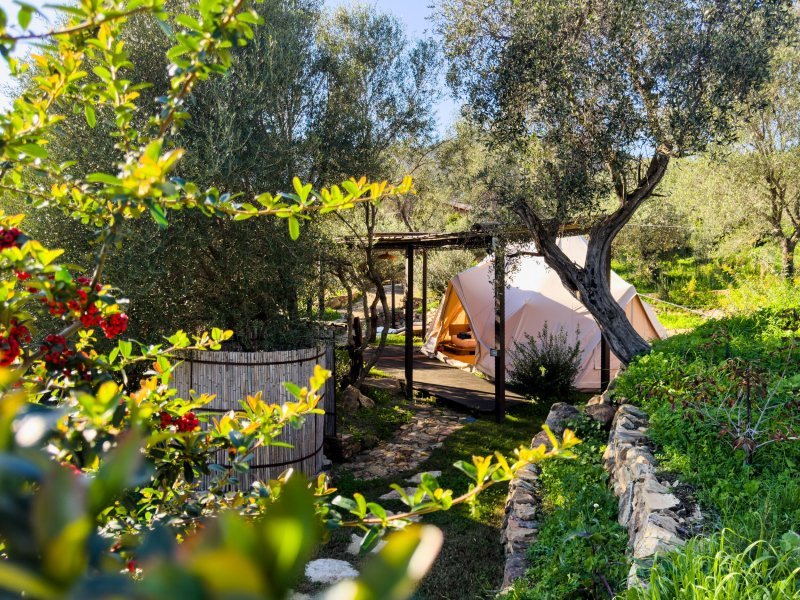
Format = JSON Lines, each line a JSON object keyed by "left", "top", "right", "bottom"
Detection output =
{"left": 423, "top": 283, "right": 478, "bottom": 365}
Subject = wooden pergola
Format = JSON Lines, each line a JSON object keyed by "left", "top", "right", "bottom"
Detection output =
{"left": 341, "top": 224, "right": 611, "bottom": 422}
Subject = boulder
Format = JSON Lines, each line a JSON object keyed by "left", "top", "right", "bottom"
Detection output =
{"left": 587, "top": 394, "right": 611, "bottom": 406}
{"left": 586, "top": 403, "right": 617, "bottom": 429}
{"left": 543, "top": 402, "right": 580, "bottom": 435}
{"left": 341, "top": 385, "right": 375, "bottom": 410}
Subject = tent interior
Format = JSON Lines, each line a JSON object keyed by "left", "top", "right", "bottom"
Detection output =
{"left": 421, "top": 237, "right": 667, "bottom": 391}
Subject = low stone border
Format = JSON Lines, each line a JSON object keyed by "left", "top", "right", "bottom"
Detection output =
{"left": 499, "top": 401, "right": 581, "bottom": 591}
{"left": 500, "top": 463, "right": 540, "bottom": 589}
{"left": 603, "top": 403, "right": 702, "bottom": 586}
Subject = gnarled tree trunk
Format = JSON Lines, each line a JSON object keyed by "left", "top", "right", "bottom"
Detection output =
{"left": 515, "top": 151, "right": 670, "bottom": 366}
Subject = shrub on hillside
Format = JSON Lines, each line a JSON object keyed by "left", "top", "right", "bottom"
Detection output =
{"left": 509, "top": 323, "right": 581, "bottom": 400}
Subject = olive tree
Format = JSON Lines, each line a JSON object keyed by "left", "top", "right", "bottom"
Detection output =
{"left": 437, "top": 0, "right": 795, "bottom": 364}
{"left": 314, "top": 5, "right": 441, "bottom": 386}
{"left": 729, "top": 45, "right": 800, "bottom": 279}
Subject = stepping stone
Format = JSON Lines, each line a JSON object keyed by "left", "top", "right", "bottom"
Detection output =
{"left": 304, "top": 558, "right": 358, "bottom": 584}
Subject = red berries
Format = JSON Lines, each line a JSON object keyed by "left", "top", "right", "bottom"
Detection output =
{"left": 178, "top": 412, "right": 199, "bottom": 432}
{"left": 0, "top": 335, "right": 20, "bottom": 367}
{"left": 157, "top": 411, "right": 199, "bottom": 432}
{"left": 41, "top": 334, "right": 71, "bottom": 366}
{"left": 101, "top": 312, "right": 128, "bottom": 339}
{"left": 0, "top": 227, "right": 22, "bottom": 250}
{"left": 80, "top": 303, "right": 102, "bottom": 328}
{"left": 0, "top": 320, "right": 31, "bottom": 366}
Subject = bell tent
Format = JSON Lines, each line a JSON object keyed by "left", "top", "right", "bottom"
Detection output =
{"left": 421, "top": 236, "right": 666, "bottom": 391}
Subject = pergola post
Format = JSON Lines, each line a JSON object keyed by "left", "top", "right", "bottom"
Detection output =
{"left": 493, "top": 237, "right": 506, "bottom": 422}
{"left": 391, "top": 277, "right": 396, "bottom": 328}
{"left": 421, "top": 249, "right": 428, "bottom": 339}
{"left": 317, "top": 258, "right": 325, "bottom": 320}
{"left": 405, "top": 244, "right": 414, "bottom": 401}
{"left": 600, "top": 255, "right": 612, "bottom": 391}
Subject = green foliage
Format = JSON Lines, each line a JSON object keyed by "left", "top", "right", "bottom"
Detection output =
{"left": 337, "top": 386, "right": 414, "bottom": 445}
{"left": 383, "top": 333, "right": 423, "bottom": 347}
{"left": 616, "top": 305, "right": 800, "bottom": 546}
{"left": 509, "top": 323, "right": 582, "bottom": 400}
{"left": 0, "top": 0, "right": 574, "bottom": 597}
{"left": 507, "top": 416, "right": 628, "bottom": 599}
{"left": 625, "top": 530, "right": 800, "bottom": 599}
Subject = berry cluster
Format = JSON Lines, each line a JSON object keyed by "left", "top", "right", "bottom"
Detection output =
{"left": 157, "top": 411, "right": 200, "bottom": 432}
{"left": 101, "top": 312, "right": 128, "bottom": 339}
{"left": 0, "top": 320, "right": 31, "bottom": 366}
{"left": 0, "top": 227, "right": 23, "bottom": 250}
{"left": 34, "top": 274, "right": 128, "bottom": 339}
{"left": 41, "top": 334, "right": 72, "bottom": 366}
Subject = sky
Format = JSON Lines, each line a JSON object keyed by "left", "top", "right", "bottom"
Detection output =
{"left": 0, "top": 0, "right": 459, "bottom": 134}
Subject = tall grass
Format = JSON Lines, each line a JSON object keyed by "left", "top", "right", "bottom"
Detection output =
{"left": 624, "top": 530, "right": 800, "bottom": 599}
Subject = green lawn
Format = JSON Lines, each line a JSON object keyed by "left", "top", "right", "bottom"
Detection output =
{"left": 325, "top": 400, "right": 553, "bottom": 600}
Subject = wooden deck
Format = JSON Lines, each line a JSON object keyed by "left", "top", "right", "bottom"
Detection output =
{"left": 370, "top": 345, "right": 528, "bottom": 414}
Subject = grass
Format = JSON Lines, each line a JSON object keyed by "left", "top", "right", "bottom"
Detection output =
{"left": 624, "top": 530, "right": 800, "bottom": 600}
{"left": 320, "top": 399, "right": 553, "bottom": 600}
{"left": 337, "top": 387, "right": 415, "bottom": 445}
{"left": 652, "top": 306, "right": 708, "bottom": 331}
{"left": 507, "top": 416, "right": 628, "bottom": 600}
{"left": 384, "top": 333, "right": 424, "bottom": 347}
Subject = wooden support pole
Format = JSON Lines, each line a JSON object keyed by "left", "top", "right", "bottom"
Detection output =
{"left": 405, "top": 244, "right": 414, "bottom": 401}
{"left": 600, "top": 256, "right": 612, "bottom": 391}
{"left": 494, "top": 237, "right": 506, "bottom": 422}
{"left": 317, "top": 259, "right": 325, "bottom": 320}
{"left": 391, "top": 278, "right": 397, "bottom": 328}
{"left": 421, "top": 249, "right": 428, "bottom": 339}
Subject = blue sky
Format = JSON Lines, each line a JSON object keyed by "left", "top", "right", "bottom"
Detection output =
{"left": 0, "top": 0, "right": 458, "bottom": 133}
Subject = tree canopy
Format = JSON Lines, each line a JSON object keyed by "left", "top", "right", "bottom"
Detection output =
{"left": 437, "top": 0, "right": 796, "bottom": 363}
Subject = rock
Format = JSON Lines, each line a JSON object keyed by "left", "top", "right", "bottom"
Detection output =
{"left": 514, "top": 503, "right": 538, "bottom": 520}
{"left": 502, "top": 553, "right": 528, "bottom": 589}
{"left": 304, "top": 558, "right": 359, "bottom": 584}
{"left": 619, "top": 404, "right": 648, "bottom": 420}
{"left": 544, "top": 402, "right": 580, "bottom": 435}
{"left": 379, "top": 487, "right": 417, "bottom": 501}
{"left": 633, "top": 522, "right": 683, "bottom": 558}
{"left": 406, "top": 470, "right": 442, "bottom": 484}
{"left": 504, "top": 521, "right": 538, "bottom": 553}
{"left": 341, "top": 385, "right": 375, "bottom": 410}
{"left": 587, "top": 394, "right": 611, "bottom": 406}
{"left": 586, "top": 403, "right": 617, "bottom": 429}
{"left": 640, "top": 475, "right": 680, "bottom": 512}
{"left": 531, "top": 429, "right": 553, "bottom": 450}
{"left": 346, "top": 533, "right": 387, "bottom": 555}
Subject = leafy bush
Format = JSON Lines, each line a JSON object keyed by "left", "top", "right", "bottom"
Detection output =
{"left": 625, "top": 530, "right": 800, "bottom": 600}
{"left": 507, "top": 416, "right": 628, "bottom": 599}
{"left": 509, "top": 323, "right": 581, "bottom": 400}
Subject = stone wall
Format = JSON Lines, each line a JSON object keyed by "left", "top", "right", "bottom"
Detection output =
{"left": 499, "top": 402, "right": 580, "bottom": 591}
{"left": 603, "top": 404, "right": 702, "bottom": 586}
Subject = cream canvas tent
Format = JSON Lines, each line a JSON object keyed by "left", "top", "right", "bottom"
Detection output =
{"left": 421, "top": 236, "right": 667, "bottom": 391}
